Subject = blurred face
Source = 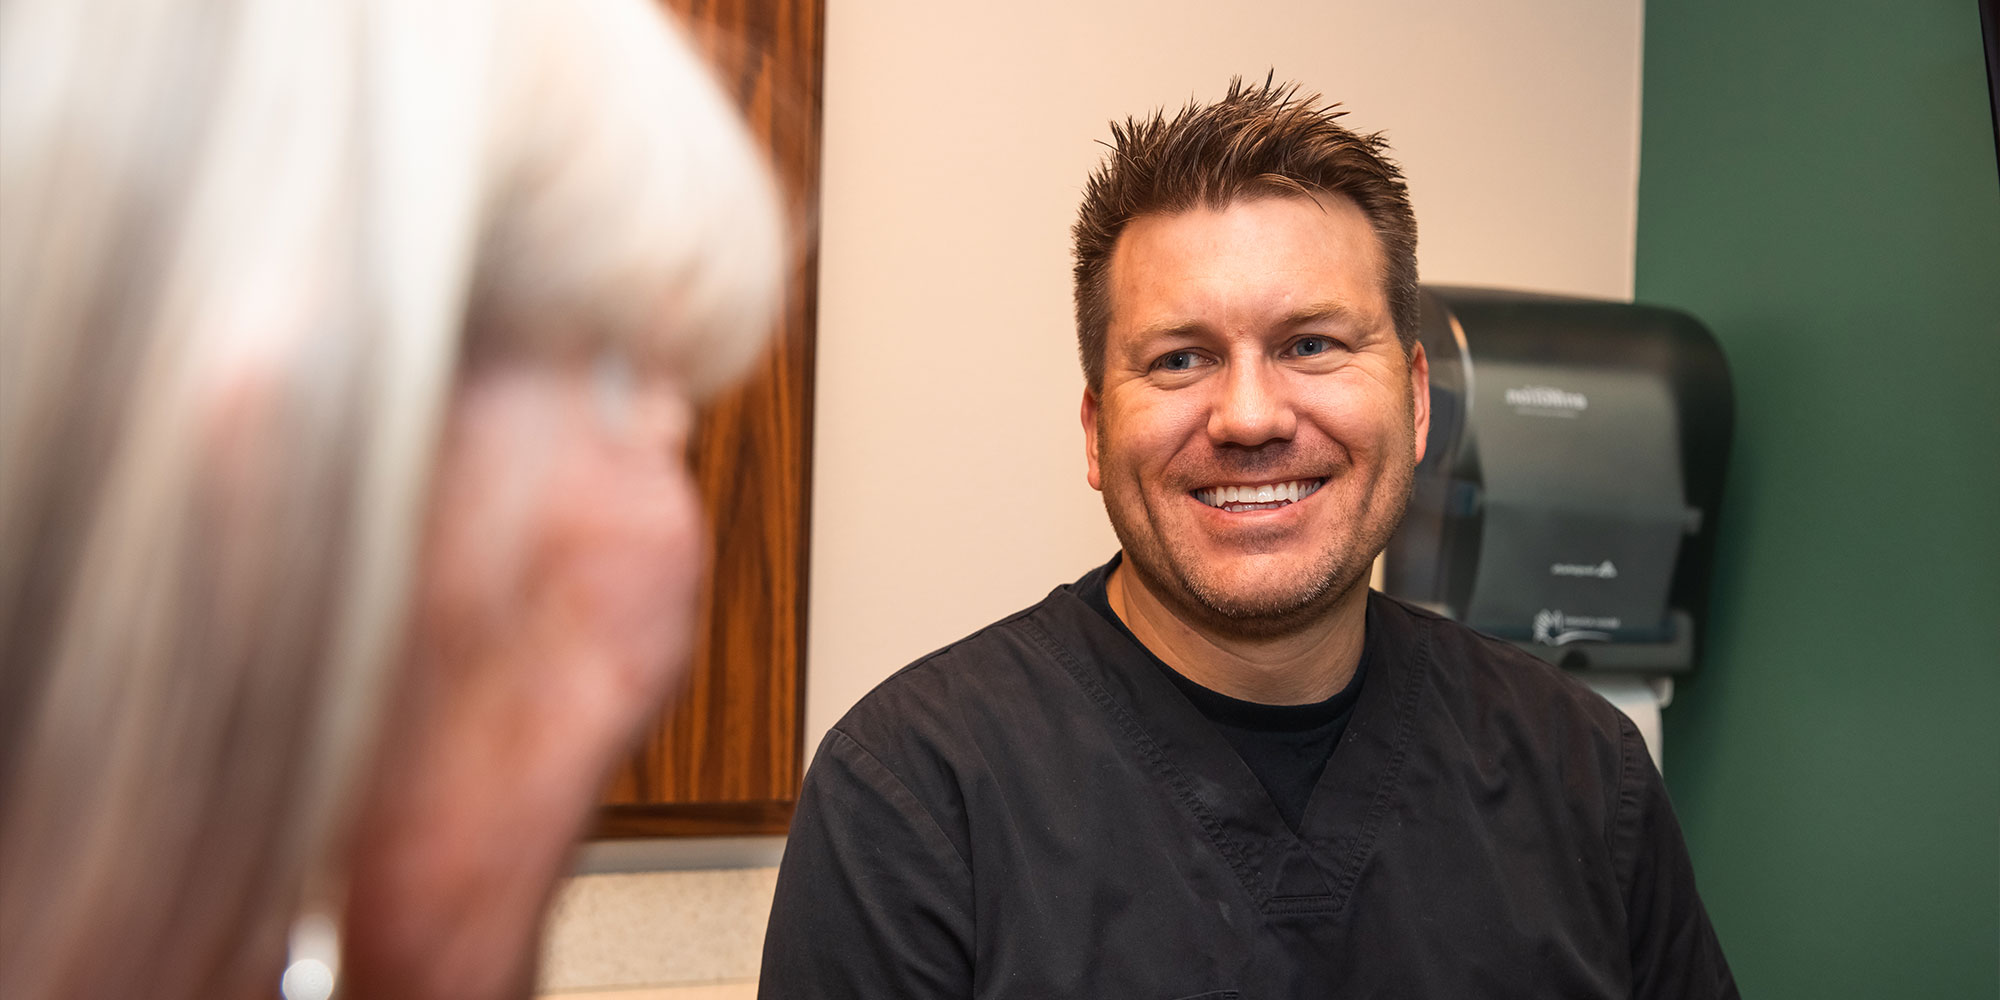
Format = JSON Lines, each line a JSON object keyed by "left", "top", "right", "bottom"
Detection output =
{"left": 343, "top": 358, "right": 702, "bottom": 1000}
{"left": 1084, "top": 193, "right": 1428, "bottom": 637}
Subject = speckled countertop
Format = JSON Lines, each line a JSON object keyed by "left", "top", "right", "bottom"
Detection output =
{"left": 541, "top": 983, "right": 755, "bottom": 1000}
{"left": 536, "top": 867, "right": 777, "bottom": 995}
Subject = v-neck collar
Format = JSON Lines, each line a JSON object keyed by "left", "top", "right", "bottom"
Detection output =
{"left": 1020, "top": 557, "right": 1430, "bottom": 916}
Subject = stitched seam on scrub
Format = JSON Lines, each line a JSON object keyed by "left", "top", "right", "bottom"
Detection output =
{"left": 1018, "top": 614, "right": 1265, "bottom": 905}
{"left": 1322, "top": 601, "right": 1428, "bottom": 912}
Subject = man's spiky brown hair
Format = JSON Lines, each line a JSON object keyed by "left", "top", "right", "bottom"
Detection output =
{"left": 1071, "top": 76, "right": 1418, "bottom": 389}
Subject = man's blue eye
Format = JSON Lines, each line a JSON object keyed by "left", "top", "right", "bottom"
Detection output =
{"left": 1294, "top": 337, "right": 1331, "bottom": 356}
{"left": 1158, "top": 351, "right": 1198, "bottom": 371}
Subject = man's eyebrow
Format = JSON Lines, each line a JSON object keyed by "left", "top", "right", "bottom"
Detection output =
{"left": 1128, "top": 320, "right": 1209, "bottom": 343}
{"left": 1123, "top": 302, "right": 1382, "bottom": 346}
{"left": 1282, "top": 303, "right": 1367, "bottom": 329}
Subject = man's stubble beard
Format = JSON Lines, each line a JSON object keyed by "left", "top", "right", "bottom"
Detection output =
{"left": 1103, "top": 441, "right": 1417, "bottom": 643}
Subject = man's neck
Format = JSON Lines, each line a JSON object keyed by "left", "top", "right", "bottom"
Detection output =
{"left": 1105, "top": 561, "right": 1367, "bottom": 705}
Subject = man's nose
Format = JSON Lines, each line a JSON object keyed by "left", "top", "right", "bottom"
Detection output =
{"left": 1206, "top": 361, "right": 1297, "bottom": 446}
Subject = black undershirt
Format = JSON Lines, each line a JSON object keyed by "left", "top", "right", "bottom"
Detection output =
{"left": 1080, "top": 567, "right": 1369, "bottom": 833}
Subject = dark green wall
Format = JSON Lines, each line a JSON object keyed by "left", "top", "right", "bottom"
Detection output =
{"left": 1636, "top": 0, "right": 2000, "bottom": 995}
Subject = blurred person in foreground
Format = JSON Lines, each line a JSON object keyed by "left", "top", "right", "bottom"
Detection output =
{"left": 0, "top": 0, "right": 784, "bottom": 997}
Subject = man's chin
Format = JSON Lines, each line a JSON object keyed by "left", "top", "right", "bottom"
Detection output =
{"left": 1108, "top": 513, "right": 1366, "bottom": 638}
{"left": 1165, "top": 559, "right": 1362, "bottom": 639}
{"left": 1187, "top": 584, "right": 1328, "bottom": 629}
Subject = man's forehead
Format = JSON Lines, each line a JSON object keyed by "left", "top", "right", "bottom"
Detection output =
{"left": 1103, "top": 191, "right": 1390, "bottom": 334}
{"left": 1116, "top": 188, "right": 1369, "bottom": 239}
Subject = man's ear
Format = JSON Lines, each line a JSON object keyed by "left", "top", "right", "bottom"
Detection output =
{"left": 1081, "top": 388, "right": 1103, "bottom": 492}
{"left": 1407, "top": 342, "right": 1431, "bottom": 465}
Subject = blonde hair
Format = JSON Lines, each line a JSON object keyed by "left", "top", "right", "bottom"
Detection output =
{"left": 0, "top": 0, "right": 782, "bottom": 995}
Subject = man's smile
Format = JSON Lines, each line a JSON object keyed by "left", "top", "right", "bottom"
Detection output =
{"left": 1190, "top": 477, "right": 1327, "bottom": 512}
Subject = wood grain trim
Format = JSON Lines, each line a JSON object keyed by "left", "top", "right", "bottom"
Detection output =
{"left": 593, "top": 800, "right": 798, "bottom": 839}
{"left": 594, "top": 0, "right": 823, "bottom": 838}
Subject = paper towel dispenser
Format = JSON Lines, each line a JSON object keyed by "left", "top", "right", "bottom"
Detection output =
{"left": 1384, "top": 286, "right": 1733, "bottom": 674}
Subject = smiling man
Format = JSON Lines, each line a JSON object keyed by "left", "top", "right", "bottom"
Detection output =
{"left": 760, "top": 80, "right": 1736, "bottom": 999}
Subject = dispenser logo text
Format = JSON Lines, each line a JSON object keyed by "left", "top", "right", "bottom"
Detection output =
{"left": 1505, "top": 385, "right": 1588, "bottom": 417}
{"left": 1532, "top": 609, "right": 1619, "bottom": 646}
{"left": 1551, "top": 560, "right": 1618, "bottom": 579}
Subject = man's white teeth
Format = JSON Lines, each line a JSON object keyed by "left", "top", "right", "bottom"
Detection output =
{"left": 1193, "top": 478, "right": 1324, "bottom": 509}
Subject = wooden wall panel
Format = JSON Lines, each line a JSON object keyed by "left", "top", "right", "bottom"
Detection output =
{"left": 595, "top": 0, "right": 822, "bottom": 837}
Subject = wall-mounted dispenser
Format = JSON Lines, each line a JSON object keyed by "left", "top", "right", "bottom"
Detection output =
{"left": 1383, "top": 286, "right": 1733, "bottom": 765}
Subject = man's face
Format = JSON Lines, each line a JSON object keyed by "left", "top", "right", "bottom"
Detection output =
{"left": 1083, "top": 193, "right": 1428, "bottom": 636}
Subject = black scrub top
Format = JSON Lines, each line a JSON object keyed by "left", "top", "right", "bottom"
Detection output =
{"left": 1078, "top": 566, "right": 1367, "bottom": 835}
{"left": 759, "top": 559, "right": 1737, "bottom": 999}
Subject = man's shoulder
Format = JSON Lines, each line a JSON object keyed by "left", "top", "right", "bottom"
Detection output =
{"left": 1372, "top": 592, "right": 1635, "bottom": 744}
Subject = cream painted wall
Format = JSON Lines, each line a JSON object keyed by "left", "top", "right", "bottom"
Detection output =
{"left": 805, "top": 0, "right": 1646, "bottom": 753}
